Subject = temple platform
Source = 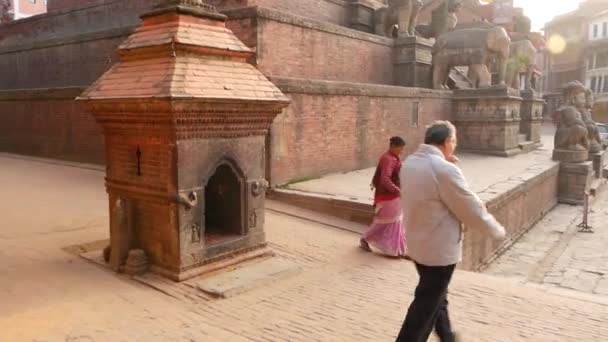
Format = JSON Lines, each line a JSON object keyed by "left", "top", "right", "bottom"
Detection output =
{"left": 270, "top": 125, "right": 561, "bottom": 271}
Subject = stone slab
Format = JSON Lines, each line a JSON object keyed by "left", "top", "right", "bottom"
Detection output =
{"left": 196, "top": 257, "right": 301, "bottom": 298}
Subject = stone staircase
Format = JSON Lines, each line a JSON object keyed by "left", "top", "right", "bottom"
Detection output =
{"left": 518, "top": 133, "right": 536, "bottom": 153}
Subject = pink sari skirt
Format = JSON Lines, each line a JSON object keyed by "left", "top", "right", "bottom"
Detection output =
{"left": 362, "top": 197, "right": 406, "bottom": 257}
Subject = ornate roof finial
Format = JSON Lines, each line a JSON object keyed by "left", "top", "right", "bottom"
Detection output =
{"left": 159, "top": 0, "right": 216, "bottom": 11}
{"left": 143, "top": 0, "right": 224, "bottom": 20}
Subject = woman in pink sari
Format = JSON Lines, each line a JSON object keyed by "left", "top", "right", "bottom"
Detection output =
{"left": 360, "top": 136, "right": 407, "bottom": 257}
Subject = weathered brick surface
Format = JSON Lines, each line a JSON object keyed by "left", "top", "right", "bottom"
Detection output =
{"left": 238, "top": 8, "right": 395, "bottom": 84}
{"left": 0, "top": 1, "right": 447, "bottom": 187}
{"left": 2, "top": 154, "right": 608, "bottom": 342}
{"left": 268, "top": 78, "right": 452, "bottom": 185}
{"left": 464, "top": 161, "right": 560, "bottom": 271}
{"left": 0, "top": 88, "right": 104, "bottom": 164}
{"left": 47, "top": 0, "right": 100, "bottom": 12}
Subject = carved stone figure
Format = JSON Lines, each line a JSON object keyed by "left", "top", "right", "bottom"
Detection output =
{"left": 581, "top": 88, "right": 603, "bottom": 153}
{"left": 432, "top": 26, "right": 511, "bottom": 90}
{"left": 503, "top": 39, "right": 537, "bottom": 90}
{"left": 554, "top": 81, "right": 590, "bottom": 154}
{"left": 416, "top": 0, "right": 462, "bottom": 39}
{"left": 374, "top": 0, "right": 423, "bottom": 38}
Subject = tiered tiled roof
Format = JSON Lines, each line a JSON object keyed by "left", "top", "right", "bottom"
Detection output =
{"left": 79, "top": 0, "right": 289, "bottom": 104}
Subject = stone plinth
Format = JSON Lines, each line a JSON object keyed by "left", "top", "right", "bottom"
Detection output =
{"left": 592, "top": 150, "right": 607, "bottom": 179}
{"left": 453, "top": 86, "right": 523, "bottom": 157}
{"left": 553, "top": 149, "right": 589, "bottom": 163}
{"left": 557, "top": 161, "right": 594, "bottom": 205}
{"left": 348, "top": 1, "right": 375, "bottom": 33}
{"left": 520, "top": 89, "right": 544, "bottom": 148}
{"left": 76, "top": 1, "right": 289, "bottom": 281}
{"left": 393, "top": 36, "right": 433, "bottom": 88}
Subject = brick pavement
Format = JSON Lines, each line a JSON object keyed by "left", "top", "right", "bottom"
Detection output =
{"left": 488, "top": 185, "right": 608, "bottom": 297}
{"left": 1, "top": 153, "right": 608, "bottom": 341}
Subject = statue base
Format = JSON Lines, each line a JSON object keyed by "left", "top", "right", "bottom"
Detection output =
{"left": 348, "top": 1, "right": 375, "bottom": 34}
{"left": 592, "top": 150, "right": 607, "bottom": 178}
{"left": 393, "top": 36, "right": 433, "bottom": 88}
{"left": 552, "top": 149, "right": 589, "bottom": 163}
{"left": 453, "top": 86, "right": 523, "bottom": 157}
{"left": 520, "top": 89, "right": 544, "bottom": 146}
{"left": 589, "top": 142, "right": 603, "bottom": 155}
{"left": 558, "top": 161, "right": 594, "bottom": 205}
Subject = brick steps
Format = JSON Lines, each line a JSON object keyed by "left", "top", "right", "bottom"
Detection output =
{"left": 518, "top": 140, "right": 537, "bottom": 153}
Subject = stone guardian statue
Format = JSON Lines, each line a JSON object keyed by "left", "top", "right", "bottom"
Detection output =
{"left": 582, "top": 88, "right": 603, "bottom": 153}
{"left": 553, "top": 81, "right": 590, "bottom": 161}
{"left": 374, "top": 0, "right": 423, "bottom": 38}
{"left": 416, "top": 0, "right": 462, "bottom": 39}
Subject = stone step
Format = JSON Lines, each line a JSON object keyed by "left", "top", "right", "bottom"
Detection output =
{"left": 518, "top": 134, "right": 528, "bottom": 144}
{"left": 518, "top": 141, "right": 536, "bottom": 153}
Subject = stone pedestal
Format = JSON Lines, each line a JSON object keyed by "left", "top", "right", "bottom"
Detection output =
{"left": 520, "top": 89, "right": 544, "bottom": 148}
{"left": 393, "top": 36, "right": 433, "bottom": 88}
{"left": 77, "top": 1, "right": 289, "bottom": 281}
{"left": 592, "top": 150, "right": 607, "bottom": 178}
{"left": 453, "top": 86, "right": 523, "bottom": 157}
{"left": 348, "top": 1, "right": 375, "bottom": 33}
{"left": 557, "top": 161, "right": 594, "bottom": 205}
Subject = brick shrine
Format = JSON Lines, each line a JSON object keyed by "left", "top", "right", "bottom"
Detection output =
{"left": 77, "top": 0, "right": 289, "bottom": 281}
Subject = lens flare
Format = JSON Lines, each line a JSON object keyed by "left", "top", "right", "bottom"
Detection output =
{"left": 547, "top": 34, "right": 567, "bottom": 54}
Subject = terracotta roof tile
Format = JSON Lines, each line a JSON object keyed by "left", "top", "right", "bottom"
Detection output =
{"left": 79, "top": 10, "right": 288, "bottom": 105}
{"left": 81, "top": 56, "right": 288, "bottom": 103}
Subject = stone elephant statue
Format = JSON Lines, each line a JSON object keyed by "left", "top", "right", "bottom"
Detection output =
{"left": 432, "top": 26, "right": 511, "bottom": 90}
{"left": 505, "top": 39, "right": 537, "bottom": 90}
{"left": 374, "top": 0, "right": 423, "bottom": 38}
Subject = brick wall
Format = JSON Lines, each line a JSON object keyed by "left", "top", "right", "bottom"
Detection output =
{"left": 0, "top": 0, "right": 448, "bottom": 187}
{"left": 47, "top": 0, "right": 99, "bottom": 12}
{"left": 0, "top": 88, "right": 104, "bottom": 164}
{"left": 225, "top": 7, "right": 394, "bottom": 85}
{"left": 463, "top": 162, "right": 560, "bottom": 271}
{"left": 268, "top": 77, "right": 452, "bottom": 185}
{"left": 212, "top": 0, "right": 352, "bottom": 26}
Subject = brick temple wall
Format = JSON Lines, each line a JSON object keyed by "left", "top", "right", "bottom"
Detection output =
{"left": 0, "top": 88, "right": 104, "bottom": 164}
{"left": 47, "top": 0, "right": 100, "bottom": 12}
{"left": 0, "top": 1, "right": 450, "bottom": 186}
{"left": 225, "top": 7, "right": 395, "bottom": 85}
{"left": 268, "top": 78, "right": 453, "bottom": 185}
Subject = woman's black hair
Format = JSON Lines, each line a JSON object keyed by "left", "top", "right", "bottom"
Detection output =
{"left": 390, "top": 136, "right": 406, "bottom": 147}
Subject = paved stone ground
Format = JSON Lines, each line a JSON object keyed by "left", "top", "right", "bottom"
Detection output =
{"left": 2, "top": 153, "right": 608, "bottom": 341}
{"left": 286, "top": 125, "right": 556, "bottom": 201}
{"left": 487, "top": 187, "right": 608, "bottom": 297}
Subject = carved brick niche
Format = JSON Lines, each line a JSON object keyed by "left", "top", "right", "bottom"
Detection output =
{"left": 77, "top": 0, "right": 289, "bottom": 281}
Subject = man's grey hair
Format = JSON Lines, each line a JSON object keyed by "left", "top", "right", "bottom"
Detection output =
{"left": 424, "top": 120, "right": 456, "bottom": 146}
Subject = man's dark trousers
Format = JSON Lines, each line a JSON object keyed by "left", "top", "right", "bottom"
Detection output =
{"left": 396, "top": 263, "right": 456, "bottom": 342}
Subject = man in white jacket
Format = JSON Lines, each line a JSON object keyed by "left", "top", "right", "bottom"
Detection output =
{"left": 396, "top": 121, "right": 506, "bottom": 342}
